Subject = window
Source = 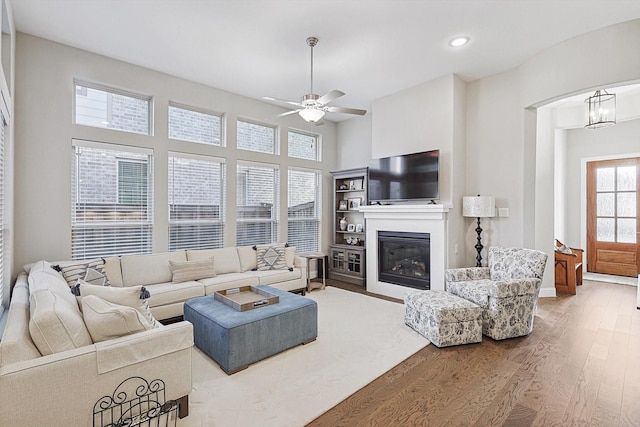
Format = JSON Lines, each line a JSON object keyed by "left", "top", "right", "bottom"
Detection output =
{"left": 288, "top": 130, "right": 320, "bottom": 161}
{"left": 288, "top": 168, "right": 321, "bottom": 253}
{"left": 72, "top": 140, "right": 154, "bottom": 259}
{"left": 168, "top": 153, "right": 226, "bottom": 250}
{"left": 236, "top": 162, "right": 279, "bottom": 246}
{"left": 74, "top": 81, "right": 152, "bottom": 135}
{"left": 168, "top": 102, "right": 223, "bottom": 145}
{"left": 237, "top": 119, "right": 276, "bottom": 154}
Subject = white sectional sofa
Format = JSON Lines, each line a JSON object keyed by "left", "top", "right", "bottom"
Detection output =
{"left": 0, "top": 245, "right": 307, "bottom": 426}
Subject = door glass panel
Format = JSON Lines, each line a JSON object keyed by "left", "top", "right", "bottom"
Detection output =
{"left": 597, "top": 168, "right": 615, "bottom": 191}
{"left": 617, "top": 192, "right": 636, "bottom": 217}
{"left": 597, "top": 193, "right": 615, "bottom": 216}
{"left": 617, "top": 166, "right": 636, "bottom": 191}
{"left": 617, "top": 218, "right": 637, "bottom": 243}
{"left": 597, "top": 218, "right": 615, "bottom": 242}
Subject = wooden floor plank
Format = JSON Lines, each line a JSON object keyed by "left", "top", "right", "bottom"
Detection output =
{"left": 307, "top": 279, "right": 640, "bottom": 427}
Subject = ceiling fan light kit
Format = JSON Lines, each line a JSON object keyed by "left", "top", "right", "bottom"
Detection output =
{"left": 264, "top": 36, "right": 366, "bottom": 124}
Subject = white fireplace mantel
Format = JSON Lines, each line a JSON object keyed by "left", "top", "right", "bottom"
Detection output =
{"left": 360, "top": 204, "right": 452, "bottom": 299}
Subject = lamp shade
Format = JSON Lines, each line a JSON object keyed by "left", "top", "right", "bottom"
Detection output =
{"left": 463, "top": 195, "right": 495, "bottom": 218}
{"left": 299, "top": 108, "right": 325, "bottom": 123}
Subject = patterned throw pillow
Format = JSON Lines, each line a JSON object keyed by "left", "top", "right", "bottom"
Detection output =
{"left": 53, "top": 259, "right": 110, "bottom": 287}
{"left": 169, "top": 257, "right": 216, "bottom": 283}
{"left": 253, "top": 243, "right": 290, "bottom": 271}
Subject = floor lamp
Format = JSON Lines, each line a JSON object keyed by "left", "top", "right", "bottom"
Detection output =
{"left": 463, "top": 195, "right": 495, "bottom": 267}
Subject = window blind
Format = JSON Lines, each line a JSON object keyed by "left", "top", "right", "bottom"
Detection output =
{"left": 288, "top": 168, "right": 321, "bottom": 253}
{"left": 169, "top": 153, "right": 226, "bottom": 250}
{"left": 71, "top": 140, "right": 154, "bottom": 259}
{"left": 236, "top": 161, "right": 279, "bottom": 246}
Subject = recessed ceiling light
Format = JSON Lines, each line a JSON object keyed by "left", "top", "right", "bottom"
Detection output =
{"left": 449, "top": 36, "right": 470, "bottom": 48}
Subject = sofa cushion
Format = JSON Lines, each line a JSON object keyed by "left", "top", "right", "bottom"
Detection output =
{"left": 250, "top": 268, "right": 301, "bottom": 286}
{"left": 28, "top": 269, "right": 78, "bottom": 309}
{"left": 54, "top": 258, "right": 110, "bottom": 287}
{"left": 446, "top": 280, "right": 493, "bottom": 308}
{"left": 74, "top": 283, "right": 160, "bottom": 328}
{"left": 103, "top": 256, "right": 123, "bottom": 287}
{"left": 142, "top": 281, "right": 204, "bottom": 308}
{"left": 285, "top": 246, "right": 296, "bottom": 269}
{"left": 169, "top": 258, "right": 216, "bottom": 283}
{"left": 254, "top": 243, "right": 288, "bottom": 271}
{"left": 81, "top": 295, "right": 154, "bottom": 343}
{"left": 198, "top": 273, "right": 259, "bottom": 295}
{"left": 187, "top": 248, "right": 241, "bottom": 274}
{"left": 29, "top": 290, "right": 94, "bottom": 355}
{"left": 237, "top": 246, "right": 257, "bottom": 272}
{"left": 120, "top": 251, "right": 187, "bottom": 286}
{"left": 0, "top": 281, "right": 42, "bottom": 364}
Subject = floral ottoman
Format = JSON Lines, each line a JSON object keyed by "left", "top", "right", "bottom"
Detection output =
{"left": 404, "top": 290, "right": 482, "bottom": 348}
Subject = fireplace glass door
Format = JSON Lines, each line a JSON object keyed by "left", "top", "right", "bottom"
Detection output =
{"left": 378, "top": 231, "right": 430, "bottom": 289}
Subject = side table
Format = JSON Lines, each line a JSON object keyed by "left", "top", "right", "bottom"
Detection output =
{"left": 299, "top": 252, "right": 326, "bottom": 292}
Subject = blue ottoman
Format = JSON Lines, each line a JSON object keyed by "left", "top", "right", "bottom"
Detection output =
{"left": 184, "top": 285, "right": 318, "bottom": 374}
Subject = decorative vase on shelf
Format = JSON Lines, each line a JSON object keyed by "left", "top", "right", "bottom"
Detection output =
{"left": 339, "top": 217, "right": 347, "bottom": 231}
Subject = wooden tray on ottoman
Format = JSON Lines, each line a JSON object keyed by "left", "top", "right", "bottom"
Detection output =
{"left": 214, "top": 286, "right": 279, "bottom": 311}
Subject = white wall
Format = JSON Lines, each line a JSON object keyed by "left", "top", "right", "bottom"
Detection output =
{"left": 339, "top": 20, "right": 640, "bottom": 296}
{"left": 13, "top": 33, "right": 339, "bottom": 273}
{"left": 564, "top": 119, "right": 640, "bottom": 249}
{"left": 466, "top": 18, "right": 640, "bottom": 296}
{"left": 336, "top": 112, "right": 371, "bottom": 170}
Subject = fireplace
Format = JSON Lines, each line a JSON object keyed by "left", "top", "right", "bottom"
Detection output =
{"left": 378, "top": 231, "right": 430, "bottom": 290}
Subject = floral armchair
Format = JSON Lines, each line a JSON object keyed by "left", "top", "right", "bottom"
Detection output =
{"left": 445, "top": 247, "right": 548, "bottom": 340}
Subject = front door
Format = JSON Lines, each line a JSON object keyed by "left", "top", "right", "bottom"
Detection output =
{"left": 586, "top": 157, "right": 640, "bottom": 276}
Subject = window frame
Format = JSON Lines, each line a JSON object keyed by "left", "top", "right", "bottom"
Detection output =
{"left": 287, "top": 166, "right": 322, "bottom": 253}
{"left": 73, "top": 79, "right": 153, "bottom": 136}
{"left": 71, "top": 139, "right": 154, "bottom": 260}
{"left": 168, "top": 152, "right": 226, "bottom": 251}
{"left": 236, "top": 117, "right": 278, "bottom": 155}
{"left": 168, "top": 101, "right": 225, "bottom": 146}
{"left": 288, "top": 129, "right": 322, "bottom": 161}
{"left": 236, "top": 160, "right": 280, "bottom": 246}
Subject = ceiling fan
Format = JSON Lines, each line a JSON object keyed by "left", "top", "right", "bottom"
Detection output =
{"left": 263, "top": 37, "right": 367, "bottom": 124}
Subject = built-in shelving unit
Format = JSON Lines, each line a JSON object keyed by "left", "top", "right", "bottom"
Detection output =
{"left": 329, "top": 168, "right": 367, "bottom": 286}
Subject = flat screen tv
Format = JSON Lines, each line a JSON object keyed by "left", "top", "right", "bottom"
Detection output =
{"left": 368, "top": 149, "right": 439, "bottom": 203}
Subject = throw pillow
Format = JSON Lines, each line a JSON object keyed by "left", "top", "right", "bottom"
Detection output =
{"left": 169, "top": 257, "right": 216, "bottom": 283}
{"left": 554, "top": 244, "right": 573, "bottom": 254}
{"left": 81, "top": 295, "right": 154, "bottom": 343}
{"left": 254, "top": 243, "right": 289, "bottom": 271}
{"left": 71, "top": 282, "right": 160, "bottom": 328}
{"left": 53, "top": 259, "right": 110, "bottom": 287}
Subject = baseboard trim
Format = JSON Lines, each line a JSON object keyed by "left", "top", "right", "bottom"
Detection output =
{"left": 539, "top": 288, "right": 557, "bottom": 298}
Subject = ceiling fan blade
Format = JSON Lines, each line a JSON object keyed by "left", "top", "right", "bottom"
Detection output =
{"left": 263, "top": 96, "right": 302, "bottom": 107}
{"left": 317, "top": 90, "right": 345, "bottom": 105}
{"left": 326, "top": 106, "right": 367, "bottom": 116}
{"left": 314, "top": 119, "right": 325, "bottom": 126}
{"left": 278, "top": 109, "right": 301, "bottom": 117}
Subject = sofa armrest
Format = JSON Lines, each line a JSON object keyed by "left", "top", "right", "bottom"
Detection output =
{"left": 0, "top": 322, "right": 193, "bottom": 426}
{"left": 294, "top": 255, "right": 307, "bottom": 269}
{"left": 488, "top": 278, "right": 542, "bottom": 298}
{"left": 445, "top": 267, "right": 490, "bottom": 284}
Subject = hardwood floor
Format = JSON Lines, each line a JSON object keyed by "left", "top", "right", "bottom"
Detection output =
{"left": 308, "top": 279, "right": 640, "bottom": 426}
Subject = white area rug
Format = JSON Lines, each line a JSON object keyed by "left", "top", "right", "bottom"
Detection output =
{"left": 178, "top": 287, "right": 428, "bottom": 427}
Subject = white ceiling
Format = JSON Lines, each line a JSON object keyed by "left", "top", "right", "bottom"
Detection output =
{"left": 10, "top": 0, "right": 640, "bottom": 121}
